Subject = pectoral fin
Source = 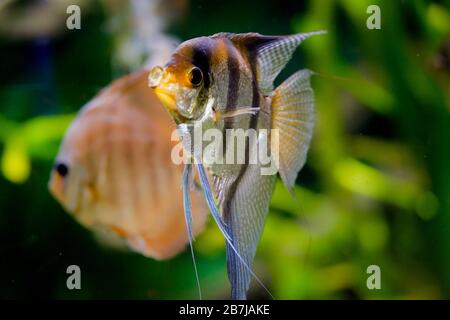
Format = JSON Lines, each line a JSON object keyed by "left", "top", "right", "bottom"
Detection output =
{"left": 271, "top": 69, "right": 315, "bottom": 194}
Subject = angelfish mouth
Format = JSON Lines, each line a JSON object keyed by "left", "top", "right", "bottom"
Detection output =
{"left": 148, "top": 66, "right": 178, "bottom": 112}
{"left": 154, "top": 87, "right": 177, "bottom": 111}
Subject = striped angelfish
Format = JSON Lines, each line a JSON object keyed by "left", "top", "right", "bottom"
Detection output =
{"left": 148, "top": 31, "right": 325, "bottom": 299}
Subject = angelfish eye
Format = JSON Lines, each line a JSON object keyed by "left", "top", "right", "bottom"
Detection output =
{"left": 189, "top": 67, "right": 203, "bottom": 87}
{"left": 55, "top": 162, "right": 69, "bottom": 177}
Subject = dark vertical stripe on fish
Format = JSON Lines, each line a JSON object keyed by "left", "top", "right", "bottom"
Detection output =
{"left": 225, "top": 39, "right": 240, "bottom": 111}
{"left": 224, "top": 50, "right": 260, "bottom": 212}
{"left": 191, "top": 42, "right": 212, "bottom": 89}
{"left": 223, "top": 38, "right": 240, "bottom": 159}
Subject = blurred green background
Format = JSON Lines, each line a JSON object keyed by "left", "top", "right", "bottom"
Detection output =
{"left": 0, "top": 0, "right": 449, "bottom": 299}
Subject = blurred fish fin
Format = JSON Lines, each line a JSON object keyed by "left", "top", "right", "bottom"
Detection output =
{"left": 219, "top": 169, "right": 276, "bottom": 300}
{"left": 182, "top": 163, "right": 202, "bottom": 299}
{"left": 196, "top": 163, "right": 271, "bottom": 299}
{"left": 271, "top": 69, "right": 315, "bottom": 194}
{"left": 223, "top": 31, "right": 325, "bottom": 94}
{"left": 92, "top": 226, "right": 129, "bottom": 251}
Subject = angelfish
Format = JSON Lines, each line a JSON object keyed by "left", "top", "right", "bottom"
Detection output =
{"left": 149, "top": 31, "right": 324, "bottom": 299}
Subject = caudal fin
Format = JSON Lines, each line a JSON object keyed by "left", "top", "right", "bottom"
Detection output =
{"left": 271, "top": 69, "right": 315, "bottom": 194}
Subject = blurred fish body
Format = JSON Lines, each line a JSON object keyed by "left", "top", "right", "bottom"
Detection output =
{"left": 149, "top": 31, "right": 324, "bottom": 299}
{"left": 48, "top": 69, "right": 207, "bottom": 260}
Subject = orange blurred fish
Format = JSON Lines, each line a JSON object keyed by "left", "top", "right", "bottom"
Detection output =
{"left": 48, "top": 69, "right": 207, "bottom": 260}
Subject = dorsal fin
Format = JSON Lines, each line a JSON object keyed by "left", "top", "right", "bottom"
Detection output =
{"left": 217, "top": 31, "right": 326, "bottom": 95}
